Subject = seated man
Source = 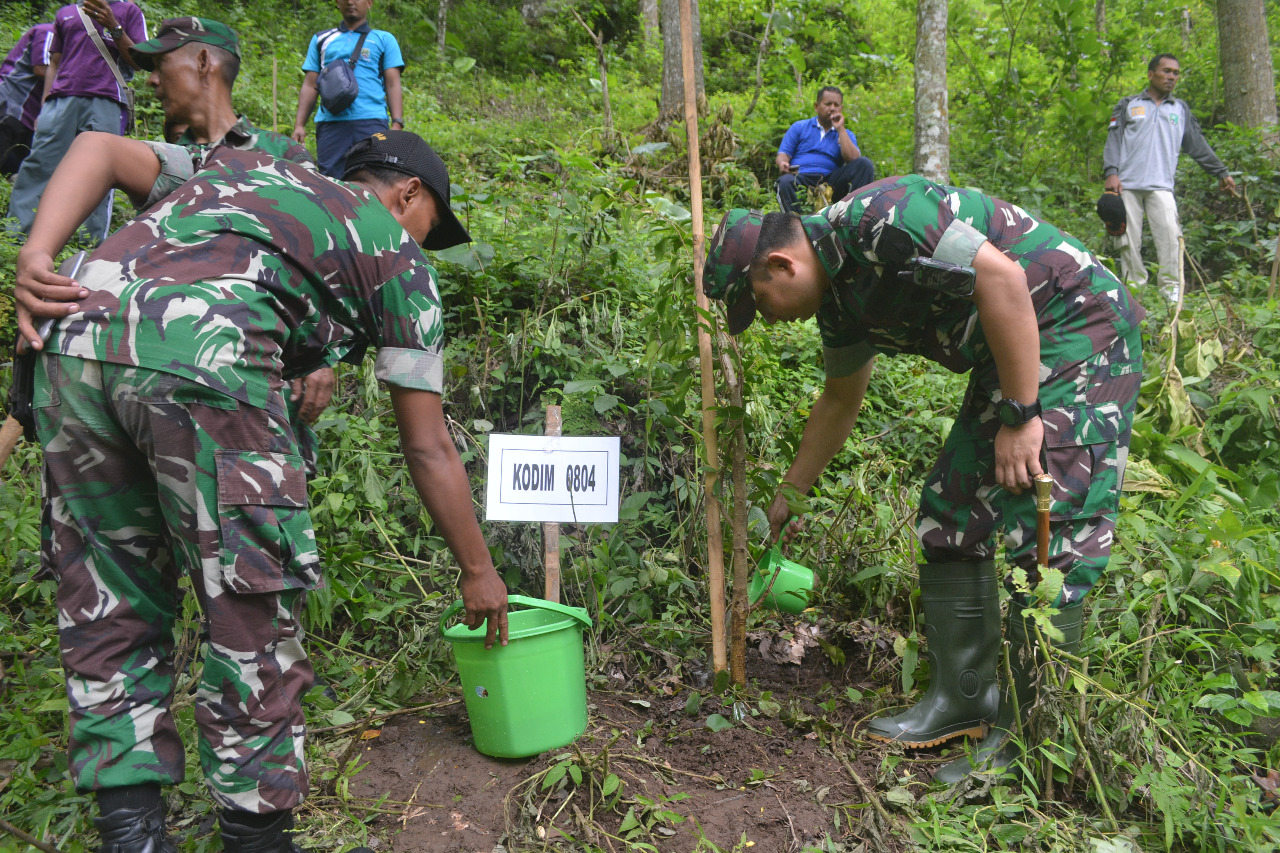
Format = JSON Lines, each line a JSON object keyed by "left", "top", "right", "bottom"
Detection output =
{"left": 775, "top": 86, "right": 875, "bottom": 213}
{"left": 14, "top": 130, "right": 505, "bottom": 853}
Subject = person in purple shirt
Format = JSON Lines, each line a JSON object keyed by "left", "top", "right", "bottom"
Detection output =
{"left": 6, "top": 0, "right": 146, "bottom": 244}
{"left": 775, "top": 86, "right": 875, "bottom": 214}
{"left": 0, "top": 23, "right": 54, "bottom": 176}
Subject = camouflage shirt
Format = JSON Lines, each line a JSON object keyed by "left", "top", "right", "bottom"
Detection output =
{"left": 143, "top": 115, "right": 315, "bottom": 209}
{"left": 53, "top": 146, "right": 444, "bottom": 409}
{"left": 807, "top": 175, "right": 1144, "bottom": 378}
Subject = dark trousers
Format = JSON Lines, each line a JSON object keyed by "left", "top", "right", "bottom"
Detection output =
{"left": 0, "top": 115, "right": 33, "bottom": 177}
{"left": 315, "top": 117, "right": 390, "bottom": 178}
{"left": 776, "top": 156, "right": 876, "bottom": 213}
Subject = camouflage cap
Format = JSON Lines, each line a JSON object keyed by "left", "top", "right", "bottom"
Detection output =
{"left": 704, "top": 209, "right": 764, "bottom": 335}
{"left": 131, "top": 18, "right": 240, "bottom": 71}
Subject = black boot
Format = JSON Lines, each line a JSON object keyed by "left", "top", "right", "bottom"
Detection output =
{"left": 94, "top": 802, "right": 177, "bottom": 853}
{"left": 866, "top": 561, "right": 1002, "bottom": 747}
{"left": 220, "top": 810, "right": 373, "bottom": 853}
{"left": 933, "top": 601, "right": 1084, "bottom": 783}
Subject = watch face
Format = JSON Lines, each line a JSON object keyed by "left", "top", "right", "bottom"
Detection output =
{"left": 997, "top": 399, "right": 1023, "bottom": 426}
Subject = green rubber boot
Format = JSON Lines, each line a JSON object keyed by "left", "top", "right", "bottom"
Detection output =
{"left": 933, "top": 601, "right": 1083, "bottom": 784}
{"left": 867, "top": 561, "right": 1001, "bottom": 747}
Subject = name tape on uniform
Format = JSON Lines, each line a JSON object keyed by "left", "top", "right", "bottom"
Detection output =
{"left": 485, "top": 433, "right": 620, "bottom": 523}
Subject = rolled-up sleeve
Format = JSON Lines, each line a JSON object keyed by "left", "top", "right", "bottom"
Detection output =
{"left": 140, "top": 141, "right": 196, "bottom": 209}
{"left": 371, "top": 265, "right": 445, "bottom": 393}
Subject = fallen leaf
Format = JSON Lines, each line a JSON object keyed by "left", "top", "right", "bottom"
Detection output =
{"left": 360, "top": 729, "right": 381, "bottom": 740}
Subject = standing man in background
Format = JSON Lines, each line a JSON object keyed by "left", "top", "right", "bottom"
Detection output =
{"left": 6, "top": 0, "right": 146, "bottom": 243}
{"left": 1103, "top": 53, "right": 1236, "bottom": 303}
{"left": 292, "top": 0, "right": 404, "bottom": 178}
{"left": 775, "top": 86, "right": 875, "bottom": 214}
{"left": 0, "top": 21, "right": 54, "bottom": 176}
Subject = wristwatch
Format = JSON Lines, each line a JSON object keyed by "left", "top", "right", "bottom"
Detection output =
{"left": 995, "top": 398, "right": 1042, "bottom": 427}
{"left": 390, "top": 117, "right": 404, "bottom": 127}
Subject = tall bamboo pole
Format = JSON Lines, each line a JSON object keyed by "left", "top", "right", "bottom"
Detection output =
{"left": 679, "top": 0, "right": 726, "bottom": 674}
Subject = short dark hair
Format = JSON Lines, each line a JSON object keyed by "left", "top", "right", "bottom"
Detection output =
{"left": 1148, "top": 53, "right": 1178, "bottom": 71}
{"left": 749, "top": 212, "right": 804, "bottom": 280}
{"left": 815, "top": 85, "right": 843, "bottom": 103}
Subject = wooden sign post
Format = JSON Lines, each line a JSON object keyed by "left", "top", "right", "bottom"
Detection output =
{"left": 543, "top": 405, "right": 562, "bottom": 603}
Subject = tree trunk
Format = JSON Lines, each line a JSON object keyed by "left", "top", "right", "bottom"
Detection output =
{"left": 913, "top": 0, "right": 950, "bottom": 182}
{"left": 436, "top": 0, "right": 449, "bottom": 57}
{"left": 1217, "top": 0, "right": 1278, "bottom": 132}
{"left": 1094, "top": 0, "right": 1105, "bottom": 34}
{"left": 640, "top": 0, "right": 659, "bottom": 45}
{"left": 660, "top": 0, "right": 705, "bottom": 124}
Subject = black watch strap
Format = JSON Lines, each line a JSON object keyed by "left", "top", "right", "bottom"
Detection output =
{"left": 996, "top": 397, "right": 1042, "bottom": 426}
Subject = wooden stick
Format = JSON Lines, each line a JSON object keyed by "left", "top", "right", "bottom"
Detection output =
{"left": 0, "top": 818, "right": 61, "bottom": 853}
{"left": 0, "top": 416, "right": 24, "bottom": 470}
{"left": 272, "top": 56, "right": 279, "bottom": 134}
{"left": 678, "top": 0, "right": 725, "bottom": 675}
{"left": 1034, "top": 474, "right": 1053, "bottom": 571}
{"left": 543, "top": 405, "right": 562, "bottom": 603}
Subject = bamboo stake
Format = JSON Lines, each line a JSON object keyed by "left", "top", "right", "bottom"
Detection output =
{"left": 272, "top": 57, "right": 278, "bottom": 134}
{"left": 543, "top": 405, "right": 562, "bottom": 603}
{"left": 679, "top": 0, "right": 726, "bottom": 674}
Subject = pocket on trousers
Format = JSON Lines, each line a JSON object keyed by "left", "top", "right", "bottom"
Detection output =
{"left": 1041, "top": 402, "right": 1124, "bottom": 520}
{"left": 216, "top": 449, "right": 321, "bottom": 593}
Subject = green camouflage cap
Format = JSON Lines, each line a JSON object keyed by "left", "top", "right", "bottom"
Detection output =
{"left": 131, "top": 18, "right": 240, "bottom": 71}
{"left": 704, "top": 209, "right": 764, "bottom": 335}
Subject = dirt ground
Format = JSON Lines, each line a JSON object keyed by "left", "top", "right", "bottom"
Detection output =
{"left": 350, "top": 621, "right": 923, "bottom": 853}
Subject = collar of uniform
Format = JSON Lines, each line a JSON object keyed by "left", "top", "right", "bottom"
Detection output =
{"left": 338, "top": 21, "right": 373, "bottom": 33}
{"left": 799, "top": 213, "right": 845, "bottom": 281}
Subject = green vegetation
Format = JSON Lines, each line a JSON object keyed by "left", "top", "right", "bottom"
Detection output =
{"left": 1, "top": 0, "right": 1277, "bottom": 850}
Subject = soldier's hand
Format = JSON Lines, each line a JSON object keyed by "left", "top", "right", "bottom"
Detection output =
{"left": 767, "top": 491, "right": 803, "bottom": 545}
{"left": 14, "top": 247, "right": 88, "bottom": 352}
{"left": 994, "top": 419, "right": 1045, "bottom": 495}
{"left": 290, "top": 367, "right": 335, "bottom": 423}
{"left": 459, "top": 569, "right": 509, "bottom": 650}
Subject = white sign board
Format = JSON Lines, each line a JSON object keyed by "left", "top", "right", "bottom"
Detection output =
{"left": 485, "top": 433, "right": 621, "bottom": 523}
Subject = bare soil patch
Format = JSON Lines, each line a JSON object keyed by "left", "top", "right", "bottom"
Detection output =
{"left": 351, "top": 626, "right": 916, "bottom": 853}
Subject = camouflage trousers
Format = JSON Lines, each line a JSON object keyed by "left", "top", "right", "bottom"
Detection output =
{"left": 916, "top": 325, "right": 1143, "bottom": 605}
{"left": 34, "top": 355, "right": 322, "bottom": 812}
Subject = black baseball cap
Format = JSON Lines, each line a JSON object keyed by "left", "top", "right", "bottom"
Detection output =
{"left": 343, "top": 131, "right": 472, "bottom": 251}
{"left": 1096, "top": 190, "right": 1126, "bottom": 236}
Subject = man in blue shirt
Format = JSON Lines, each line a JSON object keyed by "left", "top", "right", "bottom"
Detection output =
{"left": 291, "top": 0, "right": 404, "bottom": 177}
{"left": 775, "top": 86, "right": 875, "bottom": 214}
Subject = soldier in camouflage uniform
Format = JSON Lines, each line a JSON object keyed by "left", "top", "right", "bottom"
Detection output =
{"left": 704, "top": 174, "right": 1143, "bottom": 781}
{"left": 14, "top": 131, "right": 507, "bottom": 852}
{"left": 131, "top": 16, "right": 333, "bottom": 473}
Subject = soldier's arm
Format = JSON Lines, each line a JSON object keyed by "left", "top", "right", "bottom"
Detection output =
{"left": 768, "top": 362, "right": 873, "bottom": 541}
{"left": 971, "top": 241, "right": 1044, "bottom": 495}
{"left": 388, "top": 385, "right": 509, "bottom": 648}
{"left": 13, "top": 133, "right": 161, "bottom": 350}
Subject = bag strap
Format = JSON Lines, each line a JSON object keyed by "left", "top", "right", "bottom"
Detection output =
{"left": 346, "top": 30, "right": 370, "bottom": 68}
{"left": 75, "top": 6, "right": 128, "bottom": 94}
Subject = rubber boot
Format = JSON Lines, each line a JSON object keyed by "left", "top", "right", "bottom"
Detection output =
{"left": 94, "top": 803, "right": 177, "bottom": 853}
{"left": 934, "top": 601, "right": 1083, "bottom": 783}
{"left": 220, "top": 810, "right": 373, "bottom": 853}
{"left": 867, "top": 561, "right": 1001, "bottom": 747}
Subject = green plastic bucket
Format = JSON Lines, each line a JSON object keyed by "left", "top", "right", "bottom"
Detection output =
{"left": 748, "top": 547, "right": 815, "bottom": 614}
{"left": 440, "top": 594, "right": 592, "bottom": 758}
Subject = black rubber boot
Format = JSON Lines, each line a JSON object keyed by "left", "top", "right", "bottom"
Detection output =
{"left": 94, "top": 803, "right": 177, "bottom": 853}
{"left": 933, "top": 601, "right": 1084, "bottom": 783}
{"left": 866, "top": 561, "right": 1002, "bottom": 747}
{"left": 220, "top": 810, "right": 373, "bottom": 853}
